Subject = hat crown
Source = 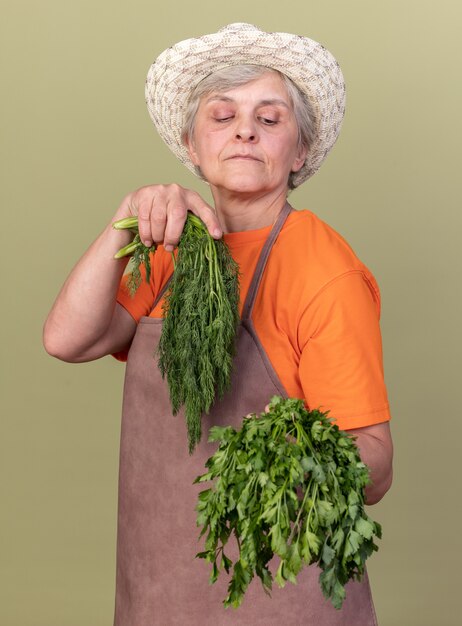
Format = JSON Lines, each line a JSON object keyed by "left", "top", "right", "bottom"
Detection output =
{"left": 218, "top": 23, "right": 260, "bottom": 34}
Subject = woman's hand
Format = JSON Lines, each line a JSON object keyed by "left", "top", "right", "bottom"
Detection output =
{"left": 44, "top": 183, "right": 222, "bottom": 363}
{"left": 114, "top": 184, "right": 223, "bottom": 252}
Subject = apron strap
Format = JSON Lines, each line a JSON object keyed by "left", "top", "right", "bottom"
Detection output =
{"left": 152, "top": 272, "right": 174, "bottom": 311}
{"left": 241, "top": 201, "right": 293, "bottom": 321}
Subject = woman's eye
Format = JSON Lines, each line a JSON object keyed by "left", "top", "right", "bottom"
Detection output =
{"left": 215, "top": 116, "right": 233, "bottom": 122}
{"left": 260, "top": 117, "right": 278, "bottom": 125}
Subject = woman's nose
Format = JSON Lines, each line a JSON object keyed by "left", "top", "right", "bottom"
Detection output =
{"left": 235, "top": 129, "right": 256, "bottom": 141}
{"left": 234, "top": 116, "right": 258, "bottom": 142}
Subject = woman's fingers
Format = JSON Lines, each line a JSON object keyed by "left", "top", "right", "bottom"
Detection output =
{"left": 119, "top": 184, "right": 222, "bottom": 250}
{"left": 163, "top": 188, "right": 203, "bottom": 251}
{"left": 187, "top": 193, "right": 223, "bottom": 240}
{"left": 163, "top": 188, "right": 223, "bottom": 250}
{"left": 137, "top": 188, "right": 167, "bottom": 247}
{"left": 244, "top": 404, "right": 270, "bottom": 420}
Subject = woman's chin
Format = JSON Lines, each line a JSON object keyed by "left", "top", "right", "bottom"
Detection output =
{"left": 211, "top": 176, "right": 275, "bottom": 196}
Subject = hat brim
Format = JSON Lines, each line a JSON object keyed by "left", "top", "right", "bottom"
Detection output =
{"left": 145, "top": 23, "right": 346, "bottom": 188}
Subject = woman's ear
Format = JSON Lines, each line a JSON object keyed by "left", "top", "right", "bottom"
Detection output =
{"left": 183, "top": 133, "right": 200, "bottom": 166}
{"left": 291, "top": 143, "right": 308, "bottom": 173}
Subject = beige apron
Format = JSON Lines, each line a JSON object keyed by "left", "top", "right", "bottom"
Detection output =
{"left": 113, "top": 203, "right": 378, "bottom": 625}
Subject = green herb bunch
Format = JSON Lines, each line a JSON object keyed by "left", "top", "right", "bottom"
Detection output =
{"left": 158, "top": 214, "right": 240, "bottom": 455}
{"left": 113, "top": 216, "right": 157, "bottom": 296}
{"left": 193, "top": 396, "right": 382, "bottom": 610}
{"left": 113, "top": 213, "right": 240, "bottom": 455}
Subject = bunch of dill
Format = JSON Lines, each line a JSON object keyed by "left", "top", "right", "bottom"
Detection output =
{"left": 157, "top": 214, "right": 240, "bottom": 454}
{"left": 113, "top": 213, "right": 240, "bottom": 454}
{"left": 112, "top": 216, "right": 156, "bottom": 296}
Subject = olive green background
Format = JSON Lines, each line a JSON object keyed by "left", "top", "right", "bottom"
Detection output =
{"left": 1, "top": 1, "right": 460, "bottom": 624}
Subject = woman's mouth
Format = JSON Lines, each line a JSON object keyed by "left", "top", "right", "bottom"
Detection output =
{"left": 228, "top": 154, "right": 262, "bottom": 161}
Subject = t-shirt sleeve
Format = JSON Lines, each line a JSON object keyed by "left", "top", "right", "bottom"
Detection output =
{"left": 112, "top": 247, "right": 175, "bottom": 361}
{"left": 116, "top": 263, "right": 156, "bottom": 324}
{"left": 112, "top": 263, "right": 157, "bottom": 363}
{"left": 298, "top": 270, "right": 391, "bottom": 431}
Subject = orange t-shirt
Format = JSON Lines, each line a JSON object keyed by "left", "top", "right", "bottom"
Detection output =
{"left": 115, "top": 209, "right": 391, "bottom": 431}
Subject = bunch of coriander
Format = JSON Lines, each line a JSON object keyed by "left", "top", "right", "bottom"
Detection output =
{"left": 193, "top": 396, "right": 382, "bottom": 610}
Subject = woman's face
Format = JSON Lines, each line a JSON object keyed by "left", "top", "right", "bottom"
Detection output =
{"left": 184, "top": 72, "right": 307, "bottom": 196}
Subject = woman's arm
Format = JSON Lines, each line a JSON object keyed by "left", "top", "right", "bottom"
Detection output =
{"left": 348, "top": 422, "right": 393, "bottom": 505}
{"left": 297, "top": 272, "right": 394, "bottom": 506}
{"left": 43, "top": 184, "right": 221, "bottom": 362}
{"left": 42, "top": 221, "right": 137, "bottom": 362}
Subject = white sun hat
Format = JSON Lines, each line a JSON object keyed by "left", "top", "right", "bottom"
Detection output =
{"left": 145, "top": 23, "right": 346, "bottom": 188}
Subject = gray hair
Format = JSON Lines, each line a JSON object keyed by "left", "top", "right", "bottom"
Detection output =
{"left": 181, "top": 65, "right": 316, "bottom": 190}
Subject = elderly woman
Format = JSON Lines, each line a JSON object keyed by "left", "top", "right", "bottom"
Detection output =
{"left": 44, "top": 23, "right": 393, "bottom": 626}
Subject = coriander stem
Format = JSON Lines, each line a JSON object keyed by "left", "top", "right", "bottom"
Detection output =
{"left": 288, "top": 478, "right": 313, "bottom": 544}
{"left": 277, "top": 479, "right": 288, "bottom": 526}
{"left": 296, "top": 423, "right": 323, "bottom": 466}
